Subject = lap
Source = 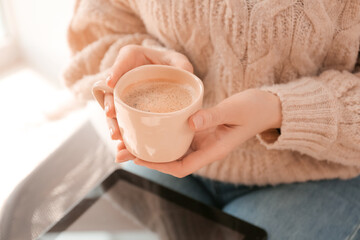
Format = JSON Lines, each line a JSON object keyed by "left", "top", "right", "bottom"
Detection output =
{"left": 223, "top": 176, "right": 360, "bottom": 240}
{"left": 121, "top": 161, "right": 216, "bottom": 206}
{"left": 121, "top": 162, "right": 360, "bottom": 240}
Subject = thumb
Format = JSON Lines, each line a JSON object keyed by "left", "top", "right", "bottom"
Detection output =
{"left": 189, "top": 107, "right": 224, "bottom": 131}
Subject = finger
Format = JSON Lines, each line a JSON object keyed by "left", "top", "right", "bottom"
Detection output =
{"left": 188, "top": 91, "right": 252, "bottom": 131}
{"left": 160, "top": 51, "right": 193, "bottom": 73}
{"left": 106, "top": 45, "right": 151, "bottom": 88}
{"left": 107, "top": 45, "right": 193, "bottom": 87}
{"left": 106, "top": 117, "right": 122, "bottom": 140}
{"left": 134, "top": 141, "right": 230, "bottom": 178}
{"left": 116, "top": 149, "right": 135, "bottom": 163}
{"left": 138, "top": 47, "right": 193, "bottom": 73}
{"left": 117, "top": 141, "right": 126, "bottom": 150}
{"left": 195, "top": 90, "right": 267, "bottom": 129}
{"left": 188, "top": 106, "right": 225, "bottom": 131}
{"left": 104, "top": 93, "right": 116, "bottom": 118}
{"left": 133, "top": 158, "right": 186, "bottom": 177}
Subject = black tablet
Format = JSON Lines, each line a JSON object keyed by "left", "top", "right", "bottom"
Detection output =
{"left": 38, "top": 169, "right": 267, "bottom": 240}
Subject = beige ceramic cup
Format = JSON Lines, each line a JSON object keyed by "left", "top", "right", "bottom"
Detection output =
{"left": 92, "top": 65, "right": 204, "bottom": 163}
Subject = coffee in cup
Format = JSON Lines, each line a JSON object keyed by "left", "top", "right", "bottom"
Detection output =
{"left": 121, "top": 78, "right": 195, "bottom": 113}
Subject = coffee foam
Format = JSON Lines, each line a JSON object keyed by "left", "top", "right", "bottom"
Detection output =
{"left": 121, "top": 79, "right": 195, "bottom": 113}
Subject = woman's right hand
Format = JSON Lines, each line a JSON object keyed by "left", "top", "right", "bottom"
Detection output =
{"left": 103, "top": 45, "right": 194, "bottom": 152}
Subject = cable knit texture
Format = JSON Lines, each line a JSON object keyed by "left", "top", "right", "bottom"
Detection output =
{"left": 63, "top": 0, "right": 360, "bottom": 185}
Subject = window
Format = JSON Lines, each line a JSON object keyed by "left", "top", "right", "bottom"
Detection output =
{"left": 0, "top": 3, "right": 6, "bottom": 39}
{"left": 0, "top": 0, "right": 19, "bottom": 71}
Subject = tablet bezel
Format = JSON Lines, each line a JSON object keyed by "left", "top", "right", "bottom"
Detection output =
{"left": 38, "top": 169, "right": 267, "bottom": 240}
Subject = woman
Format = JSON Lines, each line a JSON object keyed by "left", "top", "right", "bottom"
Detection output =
{"left": 63, "top": 0, "right": 360, "bottom": 239}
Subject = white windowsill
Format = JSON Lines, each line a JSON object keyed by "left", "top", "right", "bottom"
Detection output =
{"left": 0, "top": 37, "right": 19, "bottom": 71}
{"left": 0, "top": 65, "right": 90, "bottom": 214}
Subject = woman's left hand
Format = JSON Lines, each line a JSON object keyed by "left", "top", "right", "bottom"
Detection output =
{"left": 116, "top": 89, "right": 282, "bottom": 178}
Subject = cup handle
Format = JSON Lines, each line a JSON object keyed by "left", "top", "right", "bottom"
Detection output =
{"left": 92, "top": 80, "right": 114, "bottom": 109}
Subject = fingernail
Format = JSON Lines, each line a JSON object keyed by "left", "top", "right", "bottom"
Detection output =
{"left": 105, "top": 104, "right": 110, "bottom": 113}
{"left": 106, "top": 74, "right": 112, "bottom": 84}
{"left": 109, "top": 128, "right": 114, "bottom": 137}
{"left": 192, "top": 115, "right": 203, "bottom": 130}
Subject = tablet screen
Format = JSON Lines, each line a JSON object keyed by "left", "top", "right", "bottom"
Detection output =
{"left": 38, "top": 170, "right": 267, "bottom": 240}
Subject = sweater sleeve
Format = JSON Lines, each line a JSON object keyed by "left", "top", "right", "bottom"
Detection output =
{"left": 62, "top": 0, "right": 164, "bottom": 100}
{"left": 257, "top": 66, "right": 360, "bottom": 167}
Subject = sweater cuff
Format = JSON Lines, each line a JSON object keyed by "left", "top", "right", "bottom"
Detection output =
{"left": 257, "top": 77, "right": 338, "bottom": 158}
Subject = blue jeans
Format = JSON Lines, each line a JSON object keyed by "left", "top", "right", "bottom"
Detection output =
{"left": 122, "top": 162, "right": 360, "bottom": 240}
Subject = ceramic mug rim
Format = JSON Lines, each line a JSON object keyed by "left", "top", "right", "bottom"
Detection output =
{"left": 113, "top": 65, "right": 204, "bottom": 116}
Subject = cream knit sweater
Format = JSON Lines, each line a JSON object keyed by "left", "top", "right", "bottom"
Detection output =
{"left": 63, "top": 0, "right": 360, "bottom": 185}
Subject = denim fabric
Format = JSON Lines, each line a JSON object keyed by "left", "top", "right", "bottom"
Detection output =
{"left": 192, "top": 175, "right": 263, "bottom": 208}
{"left": 222, "top": 177, "right": 360, "bottom": 240}
{"left": 122, "top": 162, "right": 360, "bottom": 240}
{"left": 121, "top": 162, "right": 217, "bottom": 206}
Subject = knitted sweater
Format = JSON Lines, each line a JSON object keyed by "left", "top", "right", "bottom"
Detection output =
{"left": 63, "top": 0, "right": 360, "bottom": 185}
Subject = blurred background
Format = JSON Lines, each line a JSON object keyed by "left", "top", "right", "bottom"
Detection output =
{"left": 0, "top": 0, "right": 95, "bottom": 211}
{"left": 0, "top": 1, "right": 247, "bottom": 239}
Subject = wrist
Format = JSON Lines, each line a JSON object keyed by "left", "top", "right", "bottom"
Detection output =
{"left": 259, "top": 89, "right": 282, "bottom": 129}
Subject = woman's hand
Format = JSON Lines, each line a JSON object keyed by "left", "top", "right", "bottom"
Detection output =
{"left": 117, "top": 88, "right": 282, "bottom": 178}
{"left": 103, "top": 45, "right": 193, "bottom": 140}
